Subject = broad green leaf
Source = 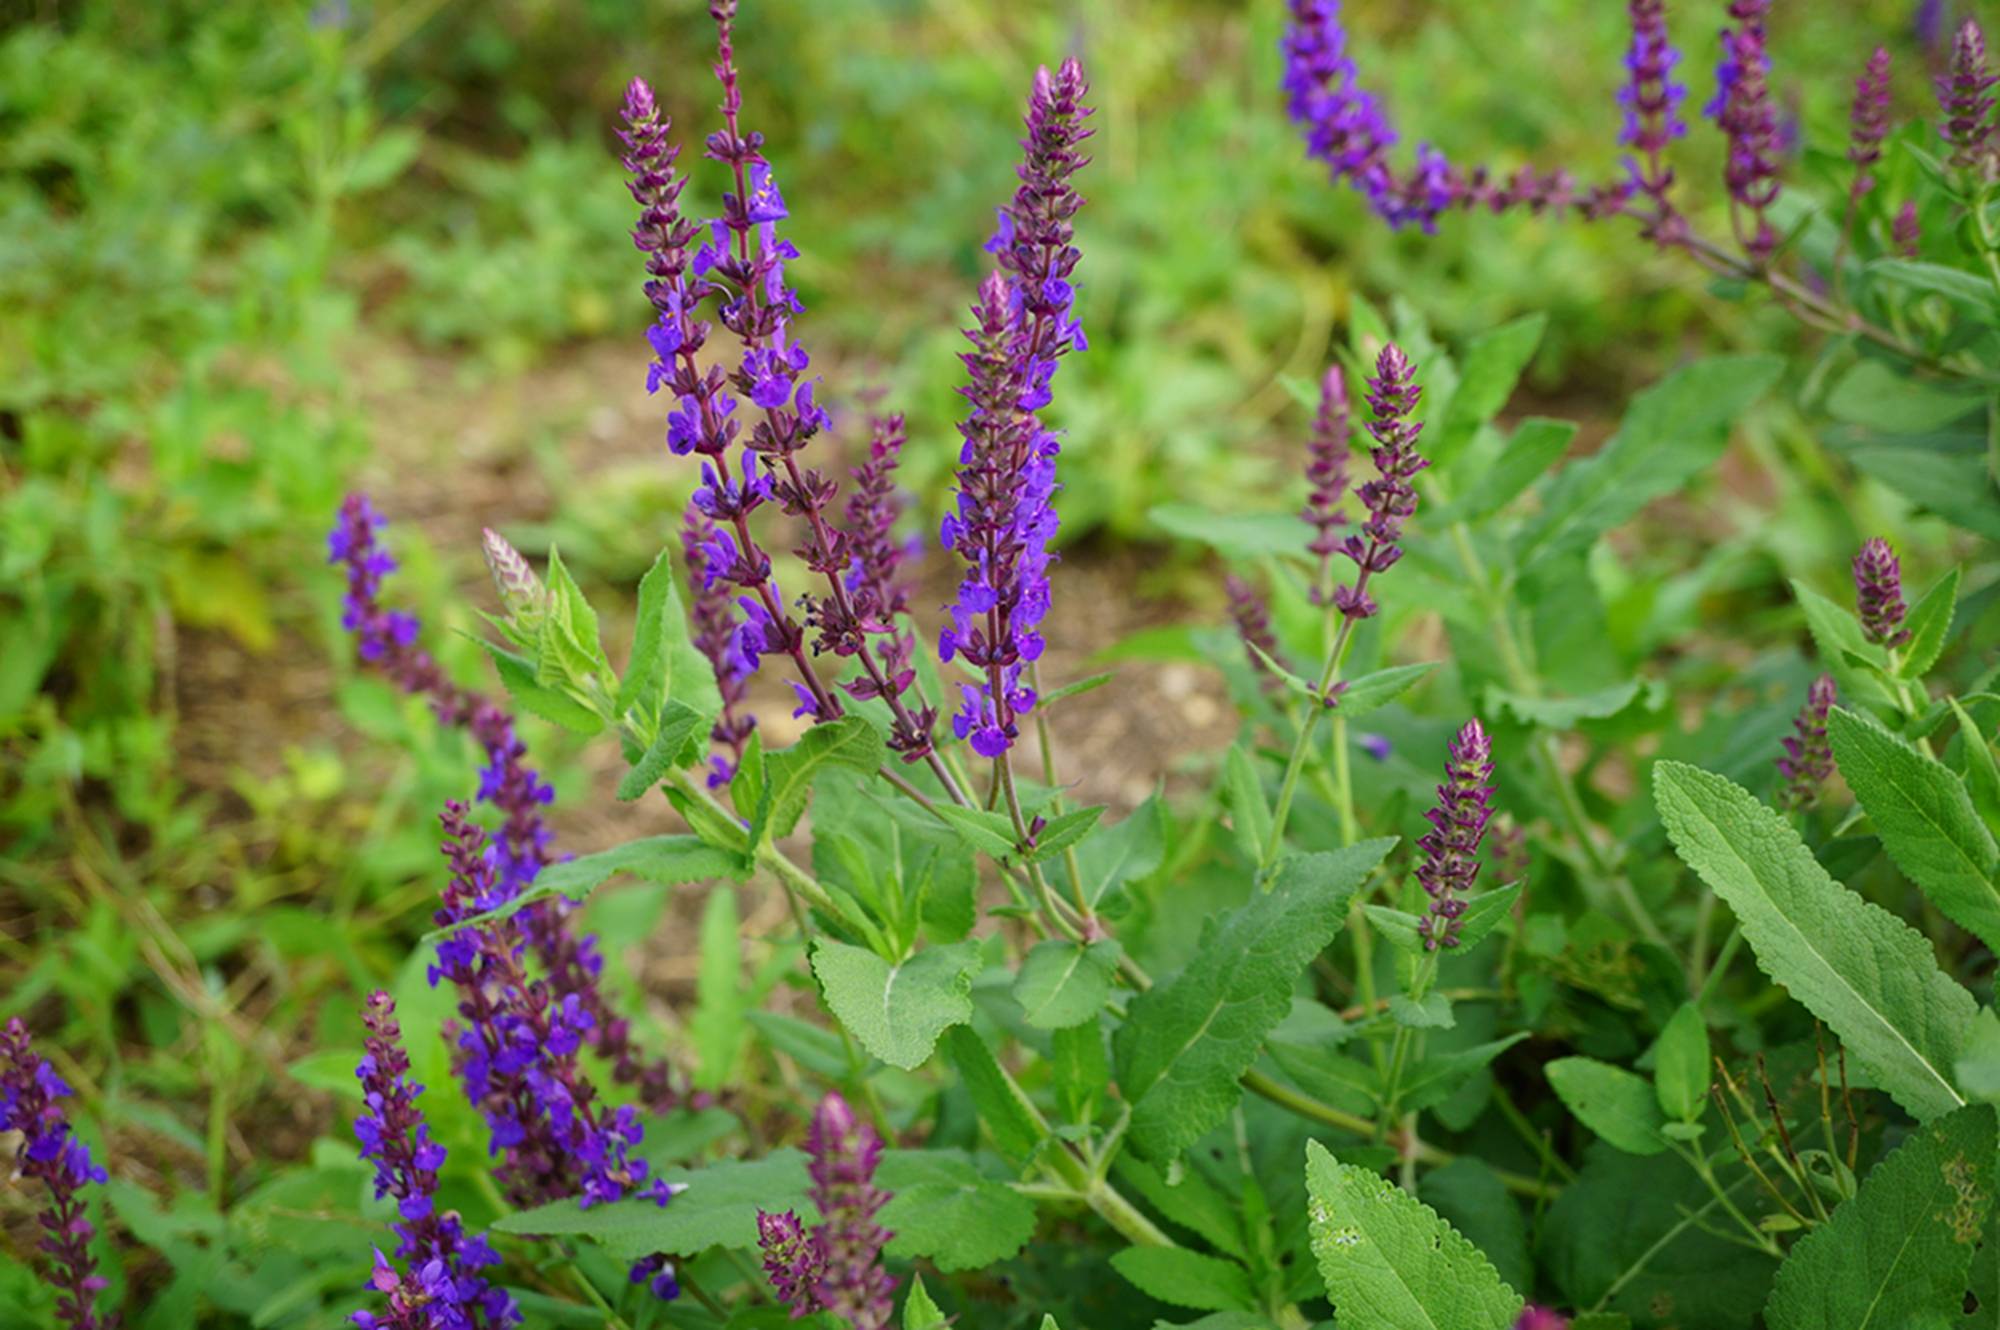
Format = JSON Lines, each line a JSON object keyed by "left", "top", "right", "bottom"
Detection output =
{"left": 1431, "top": 312, "right": 1546, "bottom": 466}
{"left": 1653, "top": 1004, "right": 1711, "bottom": 1123}
{"left": 1546, "top": 1057, "right": 1667, "bottom": 1156}
{"left": 927, "top": 803, "right": 1021, "bottom": 860}
{"left": 1111, "top": 1156, "right": 1249, "bottom": 1259}
{"left": 1899, "top": 568, "right": 1959, "bottom": 680}
{"left": 1420, "top": 1158, "right": 1530, "bottom": 1294}
{"left": 1074, "top": 797, "right": 1169, "bottom": 907}
{"left": 1224, "top": 744, "right": 1271, "bottom": 863}
{"left": 1399, "top": 1035, "right": 1530, "bottom": 1114}
{"left": 1829, "top": 707, "right": 2000, "bottom": 954}
{"left": 878, "top": 1150, "right": 1037, "bottom": 1271}
{"left": 944, "top": 1025, "right": 1045, "bottom": 1160}
{"left": 756, "top": 717, "right": 886, "bottom": 842}
{"left": 1513, "top": 356, "right": 1782, "bottom": 576}
{"left": 495, "top": 1153, "right": 811, "bottom": 1256}
{"left": 903, "top": 1276, "right": 948, "bottom": 1330}
{"left": 1051, "top": 1021, "right": 1109, "bottom": 1127}
{"left": 1114, "top": 840, "right": 1393, "bottom": 1160}
{"left": 1826, "top": 357, "right": 1989, "bottom": 430}
{"left": 1027, "top": 805, "right": 1105, "bottom": 865}
{"left": 689, "top": 886, "right": 745, "bottom": 1093}
{"left": 616, "top": 699, "right": 706, "bottom": 800}
{"left": 1654, "top": 761, "right": 1977, "bottom": 1120}
{"left": 1388, "top": 992, "right": 1453, "bottom": 1030}
{"left": 1955, "top": 1008, "right": 2000, "bottom": 1105}
{"left": 1110, "top": 1247, "right": 1258, "bottom": 1313}
{"left": 1448, "top": 418, "right": 1577, "bottom": 524}
{"left": 1949, "top": 697, "right": 2000, "bottom": 835}
{"left": 1484, "top": 679, "right": 1650, "bottom": 730}
{"left": 429, "top": 835, "right": 743, "bottom": 941}
{"left": 478, "top": 639, "right": 604, "bottom": 734}
{"left": 1847, "top": 447, "right": 2000, "bottom": 542}
{"left": 1792, "top": 580, "right": 1894, "bottom": 710}
{"left": 1304, "top": 1140, "right": 1524, "bottom": 1330}
{"left": 1764, "top": 1103, "right": 1996, "bottom": 1330}
{"left": 811, "top": 938, "right": 978, "bottom": 1070}
{"left": 1012, "top": 939, "right": 1123, "bottom": 1029}
{"left": 619, "top": 545, "right": 721, "bottom": 721}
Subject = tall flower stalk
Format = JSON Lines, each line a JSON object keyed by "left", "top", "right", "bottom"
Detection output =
{"left": 329, "top": 497, "right": 679, "bottom": 1112}
{"left": 1775, "top": 675, "right": 1837, "bottom": 812}
{"left": 2, "top": 1019, "right": 113, "bottom": 1330}
{"left": 755, "top": 1092, "right": 895, "bottom": 1330}
{"left": 1415, "top": 720, "right": 1496, "bottom": 951}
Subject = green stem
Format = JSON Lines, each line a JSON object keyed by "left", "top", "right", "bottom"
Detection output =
{"left": 1260, "top": 618, "right": 1363, "bottom": 872}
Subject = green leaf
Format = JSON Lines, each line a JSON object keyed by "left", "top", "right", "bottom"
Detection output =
{"left": 616, "top": 700, "right": 706, "bottom": 800}
{"left": 1431, "top": 313, "right": 1546, "bottom": 466}
{"left": 1335, "top": 662, "right": 1439, "bottom": 720}
{"left": 428, "top": 835, "right": 743, "bottom": 941}
{"left": 1112, "top": 1156, "right": 1249, "bottom": 1259}
{"left": 1027, "top": 805, "right": 1105, "bottom": 865}
{"left": 1039, "top": 671, "right": 1115, "bottom": 708}
{"left": 1793, "top": 581, "right": 1893, "bottom": 712}
{"left": 478, "top": 639, "right": 604, "bottom": 734}
{"left": 619, "top": 545, "right": 721, "bottom": 721}
{"left": 1223, "top": 744, "right": 1272, "bottom": 863}
{"left": 1150, "top": 504, "right": 1312, "bottom": 559}
{"left": 1114, "top": 840, "right": 1392, "bottom": 1161}
{"left": 1448, "top": 418, "right": 1577, "bottom": 524}
{"left": 495, "top": 1153, "right": 810, "bottom": 1256}
{"left": 1484, "top": 679, "right": 1650, "bottom": 730}
{"left": 1013, "top": 939, "right": 1123, "bottom": 1029}
{"left": 1654, "top": 761, "right": 1977, "bottom": 1121}
{"left": 1865, "top": 259, "right": 2000, "bottom": 321}
{"left": 1370, "top": 885, "right": 1521, "bottom": 956}
{"left": 1899, "top": 568, "right": 1959, "bottom": 680}
{"left": 1513, "top": 355, "right": 1782, "bottom": 576}
{"left": 878, "top": 1151, "right": 1038, "bottom": 1271}
{"left": 944, "top": 1025, "right": 1045, "bottom": 1160}
{"left": 1949, "top": 697, "right": 2000, "bottom": 835}
{"left": 925, "top": 802, "right": 1021, "bottom": 860}
{"left": 690, "top": 887, "right": 745, "bottom": 1093}
{"left": 1304, "top": 1140, "right": 1524, "bottom": 1330}
{"left": 810, "top": 938, "right": 978, "bottom": 1070}
{"left": 1547, "top": 1057, "right": 1667, "bottom": 1155}
{"left": 1110, "top": 1247, "right": 1258, "bottom": 1313}
{"left": 1653, "top": 1003, "right": 1711, "bottom": 1123}
{"left": 903, "top": 1276, "right": 948, "bottom": 1330}
{"left": 1051, "top": 1021, "right": 1109, "bottom": 1127}
{"left": 1420, "top": 1158, "right": 1530, "bottom": 1294}
{"left": 1388, "top": 992, "right": 1454, "bottom": 1030}
{"left": 1847, "top": 447, "right": 2000, "bottom": 542}
{"left": 1074, "top": 797, "right": 1169, "bottom": 907}
{"left": 756, "top": 717, "right": 886, "bottom": 843}
{"left": 1829, "top": 707, "right": 2000, "bottom": 954}
{"left": 538, "top": 546, "right": 609, "bottom": 683}
{"left": 1827, "top": 358, "right": 1988, "bottom": 431}
{"left": 1399, "top": 1035, "right": 1531, "bottom": 1115}
{"left": 1955, "top": 1008, "right": 2000, "bottom": 1105}
{"left": 1764, "top": 1104, "right": 1996, "bottom": 1330}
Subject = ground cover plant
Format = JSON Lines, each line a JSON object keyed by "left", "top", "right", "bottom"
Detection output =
{"left": 5, "top": 1, "right": 2000, "bottom": 1329}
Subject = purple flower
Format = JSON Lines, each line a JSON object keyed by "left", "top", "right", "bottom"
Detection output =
{"left": 1895, "top": 199, "right": 1922, "bottom": 256}
{"left": 1330, "top": 344, "right": 1428, "bottom": 622}
{"left": 756, "top": 1209, "right": 826, "bottom": 1317}
{"left": 328, "top": 498, "right": 679, "bottom": 1114}
{"left": 1852, "top": 536, "right": 1912, "bottom": 648}
{"left": 682, "top": 510, "right": 759, "bottom": 788}
{"left": 350, "top": 992, "right": 520, "bottom": 1330}
{"left": 1281, "top": 0, "right": 1399, "bottom": 216}
{"left": 1618, "top": 0, "right": 1688, "bottom": 237}
{"left": 1775, "top": 675, "right": 1837, "bottom": 812}
{"left": 1302, "top": 364, "right": 1352, "bottom": 601}
{"left": 2, "top": 1020, "right": 112, "bottom": 1330}
{"left": 1359, "top": 732, "right": 1394, "bottom": 763}
{"left": 808, "top": 1093, "right": 896, "bottom": 1330}
{"left": 1416, "top": 719, "right": 1496, "bottom": 951}
{"left": 1709, "top": 1, "right": 1783, "bottom": 262}
{"left": 1938, "top": 19, "right": 1998, "bottom": 169}
{"left": 1226, "top": 575, "right": 1285, "bottom": 696}
{"left": 1514, "top": 1308, "right": 1570, "bottom": 1330}
{"left": 1849, "top": 48, "right": 1894, "bottom": 203}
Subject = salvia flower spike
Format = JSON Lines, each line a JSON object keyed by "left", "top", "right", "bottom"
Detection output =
{"left": 1894, "top": 200, "right": 1922, "bottom": 256}
{"left": 1709, "top": 0, "right": 1783, "bottom": 263}
{"left": 1331, "top": 343, "right": 1427, "bottom": 622}
{"left": 1303, "top": 363, "right": 1352, "bottom": 601}
{"left": 1618, "top": 0, "right": 1689, "bottom": 238}
{"left": 1, "top": 1019, "right": 113, "bottom": 1330}
{"left": 1848, "top": 48, "right": 1893, "bottom": 204}
{"left": 682, "top": 508, "right": 758, "bottom": 787}
{"left": 1416, "top": 719, "right": 1496, "bottom": 951}
{"left": 350, "top": 992, "right": 520, "bottom": 1330}
{"left": 1225, "top": 574, "right": 1286, "bottom": 696}
{"left": 755, "top": 1209, "right": 826, "bottom": 1317}
{"left": 1775, "top": 675, "right": 1837, "bottom": 812}
{"left": 805, "top": 1092, "right": 896, "bottom": 1330}
{"left": 1939, "top": 19, "right": 1998, "bottom": 171}
{"left": 1852, "top": 536, "right": 1911, "bottom": 648}
{"left": 328, "top": 497, "right": 678, "bottom": 1112}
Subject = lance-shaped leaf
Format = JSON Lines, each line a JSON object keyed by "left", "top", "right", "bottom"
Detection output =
{"left": 495, "top": 1153, "right": 812, "bottom": 1256}
{"left": 811, "top": 938, "right": 979, "bottom": 1070}
{"left": 1829, "top": 706, "right": 2000, "bottom": 954}
{"left": 1546, "top": 1058, "right": 1667, "bottom": 1156}
{"left": 878, "top": 1150, "right": 1037, "bottom": 1272}
{"left": 753, "top": 717, "right": 886, "bottom": 843}
{"left": 1110, "top": 1247, "right": 1258, "bottom": 1313}
{"left": 1764, "top": 1103, "right": 1996, "bottom": 1330}
{"left": 1304, "top": 1140, "right": 1524, "bottom": 1330}
{"left": 620, "top": 544, "right": 722, "bottom": 721}
{"left": 1654, "top": 761, "right": 1977, "bottom": 1121}
{"left": 1114, "top": 840, "right": 1393, "bottom": 1161}
{"left": 1012, "top": 938, "right": 1122, "bottom": 1029}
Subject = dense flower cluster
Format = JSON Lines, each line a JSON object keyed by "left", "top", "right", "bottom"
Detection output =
{"left": 1618, "top": 0, "right": 1688, "bottom": 235}
{"left": 328, "top": 497, "right": 677, "bottom": 1111}
{"left": 1939, "top": 19, "right": 1998, "bottom": 170}
{"left": 1302, "top": 365, "right": 1352, "bottom": 601}
{"left": 1330, "top": 345, "right": 1428, "bottom": 622}
{"left": 350, "top": 992, "right": 519, "bottom": 1330}
{"left": 1852, "top": 536, "right": 1911, "bottom": 648}
{"left": 1709, "top": 0, "right": 1782, "bottom": 262}
{"left": 1225, "top": 575, "right": 1285, "bottom": 695}
{"left": 1847, "top": 48, "right": 1893, "bottom": 204}
{"left": 1775, "top": 675, "right": 1837, "bottom": 812}
{"left": 1415, "top": 720, "right": 1496, "bottom": 951}
{"left": 756, "top": 1093, "right": 895, "bottom": 1330}
{"left": 938, "top": 59, "right": 1094, "bottom": 759}
{"left": 2, "top": 1018, "right": 113, "bottom": 1330}
{"left": 682, "top": 509, "right": 758, "bottom": 787}
{"left": 833, "top": 412, "right": 933, "bottom": 746}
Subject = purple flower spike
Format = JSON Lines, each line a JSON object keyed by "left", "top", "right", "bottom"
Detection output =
{"left": 481, "top": 528, "right": 548, "bottom": 630}
{"left": 835, "top": 413, "right": 938, "bottom": 760}
{"left": 683, "top": 508, "right": 758, "bottom": 788}
{"left": 1710, "top": 0, "right": 1783, "bottom": 263}
{"left": 1416, "top": 719, "right": 1495, "bottom": 951}
{"left": 1225, "top": 575, "right": 1285, "bottom": 695}
{"left": 1775, "top": 675, "right": 1837, "bottom": 812}
{"left": 1852, "top": 536, "right": 1912, "bottom": 648}
{"left": 350, "top": 992, "right": 520, "bottom": 1330}
{"left": 1938, "top": 19, "right": 1998, "bottom": 170}
{"left": 1303, "top": 364, "right": 1353, "bottom": 601}
{"left": 1515, "top": 1308, "right": 1570, "bottom": 1330}
{"left": 1895, "top": 200, "right": 1922, "bottom": 256}
{"left": 1330, "top": 344, "right": 1427, "bottom": 622}
{"left": 755, "top": 1209, "right": 826, "bottom": 1318}
{"left": 1849, "top": 49, "right": 1893, "bottom": 203}
{"left": 2, "top": 1019, "right": 113, "bottom": 1330}
{"left": 1619, "top": 0, "right": 1688, "bottom": 235}
{"left": 806, "top": 1093, "right": 896, "bottom": 1330}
